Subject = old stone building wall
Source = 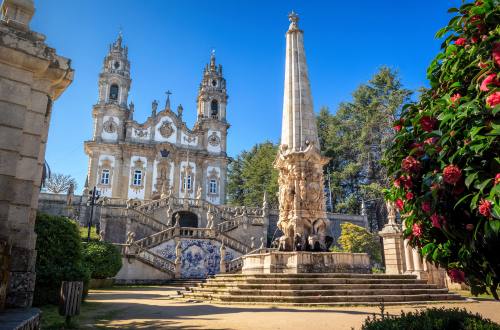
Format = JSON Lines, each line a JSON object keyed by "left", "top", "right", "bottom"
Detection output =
{"left": 0, "top": 0, "right": 73, "bottom": 308}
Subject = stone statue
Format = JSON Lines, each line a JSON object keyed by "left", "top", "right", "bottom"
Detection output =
{"left": 175, "top": 213, "right": 181, "bottom": 227}
{"left": 175, "top": 240, "right": 182, "bottom": 277}
{"left": 129, "top": 102, "right": 135, "bottom": 120}
{"left": 250, "top": 236, "right": 255, "bottom": 249}
{"left": 177, "top": 104, "right": 183, "bottom": 117}
{"left": 386, "top": 200, "right": 397, "bottom": 225}
{"left": 126, "top": 231, "right": 136, "bottom": 245}
{"left": 206, "top": 207, "right": 215, "bottom": 229}
{"left": 196, "top": 185, "right": 202, "bottom": 200}
{"left": 66, "top": 183, "right": 74, "bottom": 206}
{"left": 99, "top": 230, "right": 106, "bottom": 242}
{"left": 160, "top": 183, "right": 169, "bottom": 199}
{"left": 152, "top": 99, "right": 158, "bottom": 117}
{"left": 260, "top": 237, "right": 265, "bottom": 249}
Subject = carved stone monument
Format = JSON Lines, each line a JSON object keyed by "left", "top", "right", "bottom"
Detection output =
{"left": 274, "top": 11, "right": 330, "bottom": 252}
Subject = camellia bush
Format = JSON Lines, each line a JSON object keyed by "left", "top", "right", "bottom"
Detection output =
{"left": 82, "top": 241, "right": 122, "bottom": 279}
{"left": 384, "top": 0, "right": 499, "bottom": 298}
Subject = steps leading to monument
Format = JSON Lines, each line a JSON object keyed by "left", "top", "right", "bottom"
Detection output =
{"left": 182, "top": 273, "right": 466, "bottom": 306}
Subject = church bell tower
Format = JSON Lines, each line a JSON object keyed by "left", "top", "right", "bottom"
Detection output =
{"left": 197, "top": 51, "right": 227, "bottom": 121}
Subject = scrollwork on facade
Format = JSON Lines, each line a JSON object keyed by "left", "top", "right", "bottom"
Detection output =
{"left": 158, "top": 121, "right": 174, "bottom": 138}
{"left": 154, "top": 159, "right": 171, "bottom": 195}
{"left": 134, "top": 128, "right": 149, "bottom": 138}
{"left": 183, "top": 135, "right": 196, "bottom": 143}
{"left": 103, "top": 117, "right": 117, "bottom": 133}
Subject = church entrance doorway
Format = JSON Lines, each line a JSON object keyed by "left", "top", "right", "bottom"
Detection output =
{"left": 173, "top": 211, "right": 198, "bottom": 227}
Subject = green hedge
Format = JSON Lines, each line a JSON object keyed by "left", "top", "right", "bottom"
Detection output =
{"left": 362, "top": 308, "right": 500, "bottom": 330}
{"left": 82, "top": 241, "right": 122, "bottom": 279}
{"left": 34, "top": 213, "right": 90, "bottom": 306}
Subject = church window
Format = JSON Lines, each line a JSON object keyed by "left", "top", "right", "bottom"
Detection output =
{"left": 183, "top": 175, "right": 192, "bottom": 191}
{"left": 209, "top": 179, "right": 217, "bottom": 194}
{"left": 210, "top": 100, "right": 219, "bottom": 119}
{"left": 109, "top": 84, "right": 119, "bottom": 101}
{"left": 133, "top": 170, "right": 143, "bottom": 186}
{"left": 114, "top": 61, "right": 120, "bottom": 69}
{"left": 101, "top": 169, "right": 110, "bottom": 185}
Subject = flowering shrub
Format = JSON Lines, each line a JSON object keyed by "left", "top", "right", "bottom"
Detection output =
{"left": 384, "top": 0, "right": 499, "bottom": 299}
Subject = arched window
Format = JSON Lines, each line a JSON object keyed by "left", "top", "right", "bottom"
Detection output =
{"left": 109, "top": 84, "right": 119, "bottom": 101}
{"left": 210, "top": 100, "right": 219, "bottom": 119}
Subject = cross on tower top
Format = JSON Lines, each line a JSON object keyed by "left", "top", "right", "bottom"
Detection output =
{"left": 165, "top": 90, "right": 172, "bottom": 109}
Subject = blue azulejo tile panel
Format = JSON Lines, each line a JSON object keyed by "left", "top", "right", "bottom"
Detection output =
{"left": 150, "top": 239, "right": 240, "bottom": 278}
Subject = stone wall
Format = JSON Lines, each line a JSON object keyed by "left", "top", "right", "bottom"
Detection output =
{"left": 114, "top": 257, "right": 173, "bottom": 284}
{"left": 0, "top": 0, "right": 73, "bottom": 308}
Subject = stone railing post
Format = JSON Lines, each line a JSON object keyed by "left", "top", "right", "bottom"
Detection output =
{"left": 219, "top": 243, "right": 226, "bottom": 274}
{"left": 174, "top": 239, "right": 182, "bottom": 279}
{"left": 378, "top": 201, "right": 405, "bottom": 275}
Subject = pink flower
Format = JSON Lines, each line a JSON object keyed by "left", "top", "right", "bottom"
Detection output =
{"left": 471, "top": 36, "right": 478, "bottom": 44}
{"left": 443, "top": 165, "right": 462, "bottom": 185}
{"left": 495, "top": 173, "right": 500, "bottom": 185}
{"left": 393, "top": 178, "right": 401, "bottom": 188}
{"left": 419, "top": 116, "right": 437, "bottom": 132}
{"left": 450, "top": 93, "right": 461, "bottom": 104}
{"left": 421, "top": 201, "right": 432, "bottom": 214}
{"left": 430, "top": 213, "right": 445, "bottom": 229}
{"left": 478, "top": 61, "right": 488, "bottom": 69}
{"left": 402, "top": 156, "right": 421, "bottom": 173}
{"left": 395, "top": 198, "right": 404, "bottom": 211}
{"left": 455, "top": 38, "right": 466, "bottom": 46}
{"left": 480, "top": 74, "right": 497, "bottom": 92}
{"left": 447, "top": 269, "right": 465, "bottom": 283}
{"left": 412, "top": 223, "right": 423, "bottom": 237}
{"left": 393, "top": 124, "right": 402, "bottom": 132}
{"left": 493, "top": 43, "right": 500, "bottom": 67}
{"left": 406, "top": 192, "right": 414, "bottom": 200}
{"left": 486, "top": 92, "right": 500, "bottom": 107}
{"left": 478, "top": 199, "right": 492, "bottom": 217}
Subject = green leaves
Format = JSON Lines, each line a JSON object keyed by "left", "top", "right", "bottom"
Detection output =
{"left": 383, "top": 0, "right": 500, "bottom": 299}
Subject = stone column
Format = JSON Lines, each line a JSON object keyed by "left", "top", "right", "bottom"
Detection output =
{"left": 174, "top": 239, "right": 182, "bottom": 279}
{"left": 219, "top": 243, "right": 226, "bottom": 274}
{"left": 121, "top": 152, "right": 131, "bottom": 200}
{"left": 111, "top": 154, "right": 122, "bottom": 198}
{"left": 378, "top": 224, "right": 405, "bottom": 275}
{"left": 403, "top": 239, "right": 414, "bottom": 273}
{"left": 0, "top": 0, "right": 73, "bottom": 308}
{"left": 144, "top": 155, "right": 154, "bottom": 200}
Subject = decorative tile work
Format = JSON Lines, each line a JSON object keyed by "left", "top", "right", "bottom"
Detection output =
{"left": 151, "top": 239, "right": 240, "bottom": 278}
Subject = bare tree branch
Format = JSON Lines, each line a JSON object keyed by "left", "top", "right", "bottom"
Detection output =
{"left": 44, "top": 173, "right": 77, "bottom": 194}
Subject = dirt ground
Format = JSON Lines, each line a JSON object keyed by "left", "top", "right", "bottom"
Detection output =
{"left": 80, "top": 286, "right": 500, "bottom": 329}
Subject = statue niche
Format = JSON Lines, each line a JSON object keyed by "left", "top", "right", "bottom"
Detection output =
{"left": 154, "top": 159, "right": 171, "bottom": 197}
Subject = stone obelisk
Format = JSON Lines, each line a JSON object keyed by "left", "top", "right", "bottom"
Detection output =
{"left": 275, "top": 11, "right": 329, "bottom": 251}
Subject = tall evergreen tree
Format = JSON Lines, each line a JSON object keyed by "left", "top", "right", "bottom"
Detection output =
{"left": 320, "top": 67, "right": 412, "bottom": 230}
{"left": 227, "top": 141, "right": 279, "bottom": 207}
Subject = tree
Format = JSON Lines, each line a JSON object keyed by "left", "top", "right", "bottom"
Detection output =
{"left": 319, "top": 67, "right": 412, "bottom": 230}
{"left": 227, "top": 141, "right": 279, "bottom": 207}
{"left": 384, "top": 0, "right": 499, "bottom": 299}
{"left": 44, "top": 172, "right": 77, "bottom": 193}
{"left": 336, "top": 222, "right": 382, "bottom": 265}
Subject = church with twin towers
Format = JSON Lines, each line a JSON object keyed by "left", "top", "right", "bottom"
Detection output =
{"left": 84, "top": 34, "right": 230, "bottom": 205}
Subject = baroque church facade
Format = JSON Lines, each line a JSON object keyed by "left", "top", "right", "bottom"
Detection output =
{"left": 84, "top": 35, "right": 230, "bottom": 205}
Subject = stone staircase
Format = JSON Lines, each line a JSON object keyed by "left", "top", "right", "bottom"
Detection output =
{"left": 183, "top": 273, "right": 466, "bottom": 306}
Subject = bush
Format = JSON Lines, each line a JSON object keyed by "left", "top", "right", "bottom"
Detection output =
{"left": 34, "top": 213, "right": 90, "bottom": 306}
{"left": 82, "top": 241, "right": 122, "bottom": 279}
{"left": 384, "top": 0, "right": 500, "bottom": 298}
{"left": 362, "top": 307, "right": 500, "bottom": 330}
{"left": 337, "top": 223, "right": 382, "bottom": 264}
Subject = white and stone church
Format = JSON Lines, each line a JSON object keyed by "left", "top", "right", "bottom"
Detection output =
{"left": 84, "top": 35, "right": 229, "bottom": 205}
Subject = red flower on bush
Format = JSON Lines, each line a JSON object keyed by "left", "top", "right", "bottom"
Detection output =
{"left": 455, "top": 38, "right": 466, "bottom": 46}
{"left": 421, "top": 201, "right": 432, "bottom": 213}
{"left": 493, "top": 43, "right": 500, "bottom": 67}
{"left": 450, "top": 93, "right": 461, "bottom": 104}
{"left": 447, "top": 269, "right": 465, "bottom": 283}
{"left": 402, "top": 156, "right": 421, "bottom": 173}
{"left": 495, "top": 173, "right": 500, "bottom": 185}
{"left": 395, "top": 198, "right": 404, "bottom": 211}
{"left": 412, "top": 223, "right": 423, "bottom": 237}
{"left": 406, "top": 192, "right": 414, "bottom": 200}
{"left": 478, "top": 199, "right": 492, "bottom": 217}
{"left": 480, "top": 74, "right": 497, "bottom": 92}
{"left": 486, "top": 92, "right": 500, "bottom": 107}
{"left": 430, "top": 213, "right": 445, "bottom": 229}
{"left": 442, "top": 164, "right": 462, "bottom": 185}
{"left": 419, "top": 116, "right": 437, "bottom": 132}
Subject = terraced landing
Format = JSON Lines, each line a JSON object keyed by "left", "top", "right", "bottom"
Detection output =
{"left": 183, "top": 273, "right": 466, "bottom": 306}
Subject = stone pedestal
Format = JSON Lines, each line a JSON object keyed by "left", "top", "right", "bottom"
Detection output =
{"left": 378, "top": 223, "right": 405, "bottom": 275}
{"left": 241, "top": 251, "right": 370, "bottom": 274}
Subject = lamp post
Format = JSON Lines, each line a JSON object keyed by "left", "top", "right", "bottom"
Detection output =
{"left": 87, "top": 186, "right": 100, "bottom": 242}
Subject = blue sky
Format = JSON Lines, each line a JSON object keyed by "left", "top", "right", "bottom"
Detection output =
{"left": 31, "top": 0, "right": 460, "bottom": 192}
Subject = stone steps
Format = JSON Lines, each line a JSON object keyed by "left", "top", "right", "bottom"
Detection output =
{"left": 183, "top": 273, "right": 465, "bottom": 306}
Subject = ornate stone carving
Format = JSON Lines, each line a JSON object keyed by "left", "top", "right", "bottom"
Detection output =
{"left": 103, "top": 117, "right": 117, "bottom": 133}
{"left": 154, "top": 159, "right": 171, "bottom": 195}
{"left": 134, "top": 128, "right": 148, "bottom": 138}
{"left": 207, "top": 168, "right": 220, "bottom": 198}
{"left": 158, "top": 120, "right": 174, "bottom": 138}
{"left": 183, "top": 134, "right": 196, "bottom": 143}
{"left": 275, "top": 143, "right": 330, "bottom": 251}
{"left": 180, "top": 163, "right": 194, "bottom": 195}
{"left": 208, "top": 132, "right": 220, "bottom": 146}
